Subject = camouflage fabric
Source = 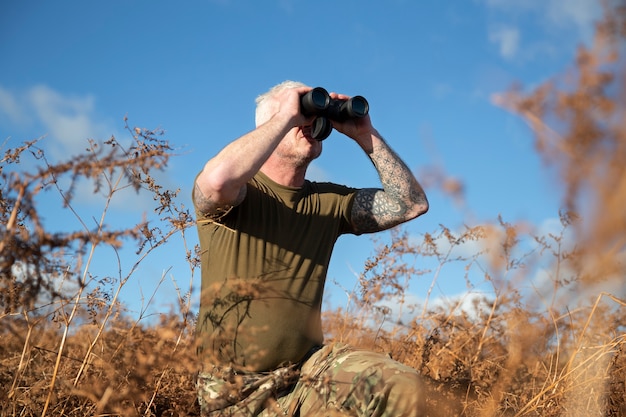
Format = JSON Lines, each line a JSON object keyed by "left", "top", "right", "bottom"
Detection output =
{"left": 197, "top": 343, "right": 425, "bottom": 416}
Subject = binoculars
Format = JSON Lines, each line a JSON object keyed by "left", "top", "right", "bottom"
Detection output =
{"left": 300, "top": 87, "right": 369, "bottom": 140}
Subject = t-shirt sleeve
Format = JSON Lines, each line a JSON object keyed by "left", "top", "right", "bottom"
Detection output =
{"left": 312, "top": 181, "right": 361, "bottom": 236}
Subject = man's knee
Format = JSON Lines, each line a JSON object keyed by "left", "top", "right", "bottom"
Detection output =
{"left": 332, "top": 349, "right": 425, "bottom": 416}
{"left": 297, "top": 345, "right": 426, "bottom": 416}
{"left": 383, "top": 367, "right": 425, "bottom": 416}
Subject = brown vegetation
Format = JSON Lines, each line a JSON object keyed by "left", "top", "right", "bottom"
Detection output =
{"left": 1, "top": 3, "right": 624, "bottom": 416}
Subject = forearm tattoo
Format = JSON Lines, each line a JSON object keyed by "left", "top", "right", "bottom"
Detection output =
{"left": 352, "top": 140, "right": 427, "bottom": 233}
{"left": 194, "top": 182, "right": 214, "bottom": 213}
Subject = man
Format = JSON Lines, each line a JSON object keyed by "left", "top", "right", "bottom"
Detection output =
{"left": 193, "top": 80, "right": 429, "bottom": 416}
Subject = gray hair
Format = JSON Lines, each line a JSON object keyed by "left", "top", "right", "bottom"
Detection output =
{"left": 254, "top": 80, "right": 308, "bottom": 127}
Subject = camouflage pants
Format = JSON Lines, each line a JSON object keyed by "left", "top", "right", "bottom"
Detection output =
{"left": 196, "top": 343, "right": 425, "bottom": 416}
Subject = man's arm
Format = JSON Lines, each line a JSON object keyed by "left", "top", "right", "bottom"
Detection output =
{"left": 350, "top": 131, "right": 429, "bottom": 233}
{"left": 327, "top": 92, "right": 428, "bottom": 233}
{"left": 193, "top": 87, "right": 310, "bottom": 216}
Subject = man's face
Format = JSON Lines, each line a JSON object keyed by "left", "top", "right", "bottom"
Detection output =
{"left": 275, "top": 124, "right": 322, "bottom": 167}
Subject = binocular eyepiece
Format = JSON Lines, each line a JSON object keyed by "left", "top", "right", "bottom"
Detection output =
{"left": 300, "top": 87, "right": 369, "bottom": 141}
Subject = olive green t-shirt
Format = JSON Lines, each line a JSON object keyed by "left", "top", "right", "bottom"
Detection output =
{"left": 194, "top": 171, "right": 359, "bottom": 371}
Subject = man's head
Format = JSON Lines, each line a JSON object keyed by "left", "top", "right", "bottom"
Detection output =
{"left": 256, "top": 81, "right": 322, "bottom": 171}
{"left": 255, "top": 80, "right": 309, "bottom": 127}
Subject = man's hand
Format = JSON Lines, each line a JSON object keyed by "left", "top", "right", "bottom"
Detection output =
{"left": 266, "top": 86, "right": 315, "bottom": 129}
{"left": 327, "top": 92, "right": 377, "bottom": 152}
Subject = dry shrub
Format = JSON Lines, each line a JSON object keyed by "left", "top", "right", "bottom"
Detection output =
{"left": 1, "top": 121, "right": 200, "bottom": 416}
{"left": 323, "top": 215, "right": 625, "bottom": 416}
{"left": 493, "top": 0, "right": 626, "bottom": 291}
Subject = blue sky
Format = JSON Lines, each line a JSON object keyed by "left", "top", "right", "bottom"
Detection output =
{"left": 0, "top": 0, "right": 603, "bottom": 320}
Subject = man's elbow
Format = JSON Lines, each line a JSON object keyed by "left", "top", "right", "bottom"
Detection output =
{"left": 193, "top": 171, "right": 242, "bottom": 215}
{"left": 407, "top": 196, "right": 429, "bottom": 220}
{"left": 198, "top": 167, "right": 241, "bottom": 203}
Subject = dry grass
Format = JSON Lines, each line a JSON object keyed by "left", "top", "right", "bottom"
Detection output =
{"left": 1, "top": 4, "right": 625, "bottom": 416}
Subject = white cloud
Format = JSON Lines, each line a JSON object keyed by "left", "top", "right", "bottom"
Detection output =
{"left": 544, "top": 0, "right": 600, "bottom": 35}
{"left": 481, "top": 0, "right": 601, "bottom": 60}
{"left": 364, "top": 289, "right": 496, "bottom": 333}
{"left": 28, "top": 85, "right": 117, "bottom": 159}
{"left": 0, "top": 85, "right": 27, "bottom": 125}
{"left": 0, "top": 84, "right": 119, "bottom": 160}
{"left": 0, "top": 84, "right": 170, "bottom": 214}
{"left": 482, "top": 0, "right": 600, "bottom": 29}
{"left": 427, "top": 291, "right": 496, "bottom": 319}
{"left": 488, "top": 25, "right": 520, "bottom": 60}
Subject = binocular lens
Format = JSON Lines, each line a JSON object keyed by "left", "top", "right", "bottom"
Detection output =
{"left": 349, "top": 97, "right": 368, "bottom": 117}
{"left": 311, "top": 117, "right": 333, "bottom": 141}
{"left": 301, "top": 87, "right": 330, "bottom": 115}
{"left": 310, "top": 88, "right": 329, "bottom": 109}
